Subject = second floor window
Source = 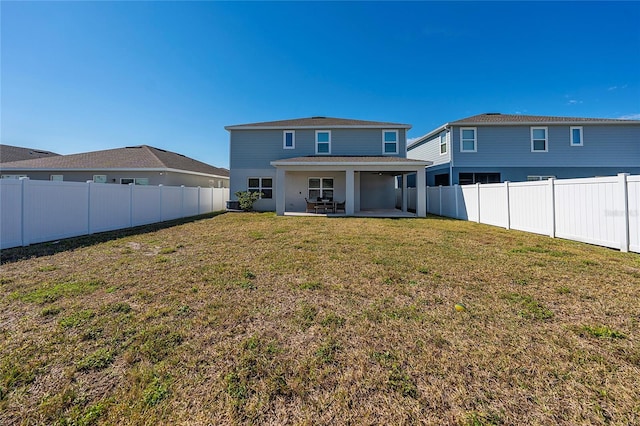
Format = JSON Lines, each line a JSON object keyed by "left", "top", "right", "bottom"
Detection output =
{"left": 283, "top": 130, "right": 295, "bottom": 149}
{"left": 531, "top": 127, "right": 548, "bottom": 152}
{"left": 439, "top": 133, "right": 447, "bottom": 155}
{"left": 460, "top": 128, "right": 477, "bottom": 152}
{"left": 316, "top": 131, "right": 331, "bottom": 154}
{"left": 570, "top": 127, "right": 583, "bottom": 146}
{"left": 383, "top": 130, "right": 398, "bottom": 154}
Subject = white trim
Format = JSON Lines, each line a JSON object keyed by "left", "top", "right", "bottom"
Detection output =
{"left": 283, "top": 130, "right": 295, "bottom": 149}
{"left": 315, "top": 130, "right": 331, "bottom": 154}
{"left": 382, "top": 129, "right": 399, "bottom": 155}
{"left": 439, "top": 132, "right": 447, "bottom": 155}
{"left": 570, "top": 126, "right": 583, "bottom": 146}
{"left": 531, "top": 126, "right": 548, "bottom": 152}
{"left": 0, "top": 167, "right": 228, "bottom": 179}
{"left": 460, "top": 127, "right": 477, "bottom": 152}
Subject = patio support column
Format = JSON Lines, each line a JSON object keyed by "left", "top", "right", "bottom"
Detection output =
{"left": 345, "top": 168, "right": 355, "bottom": 215}
{"left": 401, "top": 174, "right": 408, "bottom": 212}
{"left": 275, "top": 167, "right": 286, "bottom": 216}
{"left": 416, "top": 167, "right": 426, "bottom": 217}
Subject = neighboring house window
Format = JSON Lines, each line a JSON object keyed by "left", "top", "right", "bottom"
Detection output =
{"left": 527, "top": 175, "right": 556, "bottom": 181}
{"left": 439, "top": 133, "right": 447, "bottom": 155}
{"left": 531, "top": 127, "right": 548, "bottom": 152}
{"left": 308, "top": 177, "right": 334, "bottom": 200}
{"left": 1, "top": 175, "right": 27, "bottom": 179}
{"left": 460, "top": 128, "right": 477, "bottom": 152}
{"left": 459, "top": 172, "right": 500, "bottom": 185}
{"left": 248, "top": 177, "right": 272, "bottom": 199}
{"left": 316, "top": 131, "right": 331, "bottom": 154}
{"left": 382, "top": 130, "right": 399, "bottom": 154}
{"left": 570, "top": 126, "right": 583, "bottom": 146}
{"left": 283, "top": 130, "right": 295, "bottom": 149}
{"left": 50, "top": 175, "right": 63, "bottom": 181}
{"left": 121, "top": 178, "right": 149, "bottom": 185}
{"left": 93, "top": 175, "right": 107, "bottom": 183}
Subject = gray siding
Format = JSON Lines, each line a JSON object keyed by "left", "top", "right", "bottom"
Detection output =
{"left": 451, "top": 124, "right": 640, "bottom": 167}
{"left": 407, "top": 130, "right": 450, "bottom": 166}
{"left": 230, "top": 128, "right": 408, "bottom": 170}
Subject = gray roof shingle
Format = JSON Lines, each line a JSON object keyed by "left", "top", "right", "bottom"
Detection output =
{"left": 226, "top": 116, "right": 411, "bottom": 129}
{"left": 0, "top": 144, "right": 60, "bottom": 163}
{"left": 0, "top": 145, "right": 229, "bottom": 177}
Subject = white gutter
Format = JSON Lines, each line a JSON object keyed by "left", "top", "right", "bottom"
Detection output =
{"left": 0, "top": 167, "right": 229, "bottom": 179}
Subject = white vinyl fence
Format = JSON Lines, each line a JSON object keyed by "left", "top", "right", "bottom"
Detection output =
{"left": 401, "top": 173, "right": 638, "bottom": 253}
{"left": 0, "top": 179, "right": 229, "bottom": 249}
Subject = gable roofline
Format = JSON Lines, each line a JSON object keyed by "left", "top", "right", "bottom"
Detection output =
{"left": 0, "top": 145, "right": 229, "bottom": 178}
{"left": 407, "top": 113, "right": 640, "bottom": 150}
{"left": 225, "top": 116, "right": 412, "bottom": 130}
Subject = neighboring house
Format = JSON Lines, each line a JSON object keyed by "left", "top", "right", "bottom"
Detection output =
{"left": 225, "top": 116, "right": 431, "bottom": 216}
{"left": 0, "top": 144, "right": 60, "bottom": 164}
{"left": 407, "top": 113, "right": 640, "bottom": 186}
{"left": 0, "top": 145, "right": 229, "bottom": 188}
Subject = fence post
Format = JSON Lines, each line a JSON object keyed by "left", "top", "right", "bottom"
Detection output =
{"left": 87, "top": 181, "right": 92, "bottom": 235}
{"left": 159, "top": 185, "right": 164, "bottom": 222}
{"left": 20, "top": 177, "right": 28, "bottom": 246}
{"left": 548, "top": 178, "right": 555, "bottom": 238}
{"left": 181, "top": 185, "right": 185, "bottom": 218}
{"left": 505, "top": 181, "right": 511, "bottom": 230}
{"left": 454, "top": 184, "right": 459, "bottom": 219}
{"left": 476, "top": 183, "right": 481, "bottom": 223}
{"left": 617, "top": 173, "right": 630, "bottom": 252}
{"left": 129, "top": 183, "right": 134, "bottom": 228}
{"left": 438, "top": 186, "right": 442, "bottom": 216}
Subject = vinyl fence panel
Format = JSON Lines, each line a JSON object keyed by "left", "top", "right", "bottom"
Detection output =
{"left": 0, "top": 180, "right": 23, "bottom": 249}
{"left": 508, "top": 181, "right": 551, "bottom": 236}
{"left": 478, "top": 183, "right": 507, "bottom": 227}
{"left": 23, "top": 180, "right": 89, "bottom": 245}
{"left": 0, "top": 180, "right": 229, "bottom": 249}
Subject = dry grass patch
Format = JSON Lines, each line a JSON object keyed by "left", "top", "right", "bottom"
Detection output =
{"left": 1, "top": 212, "right": 639, "bottom": 425}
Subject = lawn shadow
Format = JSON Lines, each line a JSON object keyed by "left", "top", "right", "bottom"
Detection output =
{"left": 0, "top": 211, "right": 226, "bottom": 265}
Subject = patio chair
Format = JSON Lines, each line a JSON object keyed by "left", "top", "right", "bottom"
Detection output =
{"left": 305, "top": 198, "right": 316, "bottom": 213}
{"left": 335, "top": 201, "right": 345, "bottom": 213}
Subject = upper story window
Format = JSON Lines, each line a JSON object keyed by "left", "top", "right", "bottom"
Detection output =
{"left": 460, "top": 128, "right": 477, "bottom": 152}
{"left": 316, "top": 130, "right": 331, "bottom": 154}
{"left": 283, "top": 130, "right": 295, "bottom": 149}
{"left": 382, "top": 130, "right": 399, "bottom": 154}
{"left": 531, "top": 127, "right": 548, "bottom": 152}
{"left": 439, "top": 132, "right": 447, "bottom": 155}
{"left": 570, "top": 126, "right": 583, "bottom": 146}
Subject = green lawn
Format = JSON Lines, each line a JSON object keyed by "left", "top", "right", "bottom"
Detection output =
{"left": 1, "top": 212, "right": 639, "bottom": 425}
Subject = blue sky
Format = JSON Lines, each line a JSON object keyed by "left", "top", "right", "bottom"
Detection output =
{"left": 2, "top": 1, "right": 639, "bottom": 169}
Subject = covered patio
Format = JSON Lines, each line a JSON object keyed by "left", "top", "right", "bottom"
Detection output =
{"left": 270, "top": 156, "right": 431, "bottom": 217}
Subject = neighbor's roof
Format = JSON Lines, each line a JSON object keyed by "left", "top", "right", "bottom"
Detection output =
{"left": 225, "top": 116, "right": 412, "bottom": 130}
{"left": 450, "top": 113, "right": 640, "bottom": 125}
{"left": 408, "top": 113, "right": 640, "bottom": 149}
{"left": 0, "top": 144, "right": 60, "bottom": 163}
{"left": 0, "top": 145, "right": 229, "bottom": 177}
{"left": 271, "top": 156, "right": 431, "bottom": 167}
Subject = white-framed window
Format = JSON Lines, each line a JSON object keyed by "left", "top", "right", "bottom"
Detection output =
{"left": 460, "top": 127, "right": 477, "bottom": 152}
{"left": 50, "top": 174, "right": 64, "bottom": 181}
{"left": 570, "top": 126, "right": 583, "bottom": 146}
{"left": 1, "top": 174, "right": 27, "bottom": 179}
{"left": 439, "top": 132, "right": 447, "bottom": 155}
{"left": 531, "top": 127, "right": 548, "bottom": 152}
{"left": 382, "top": 130, "right": 399, "bottom": 154}
{"left": 315, "top": 130, "right": 331, "bottom": 154}
{"left": 248, "top": 177, "right": 272, "bottom": 199}
{"left": 308, "top": 177, "right": 334, "bottom": 200}
{"left": 93, "top": 175, "right": 107, "bottom": 183}
{"left": 283, "top": 130, "right": 295, "bottom": 149}
{"left": 527, "top": 175, "right": 556, "bottom": 181}
{"left": 121, "top": 178, "right": 149, "bottom": 185}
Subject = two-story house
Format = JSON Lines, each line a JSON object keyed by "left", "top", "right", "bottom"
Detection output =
{"left": 225, "top": 116, "right": 431, "bottom": 216}
{"left": 407, "top": 113, "right": 640, "bottom": 186}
